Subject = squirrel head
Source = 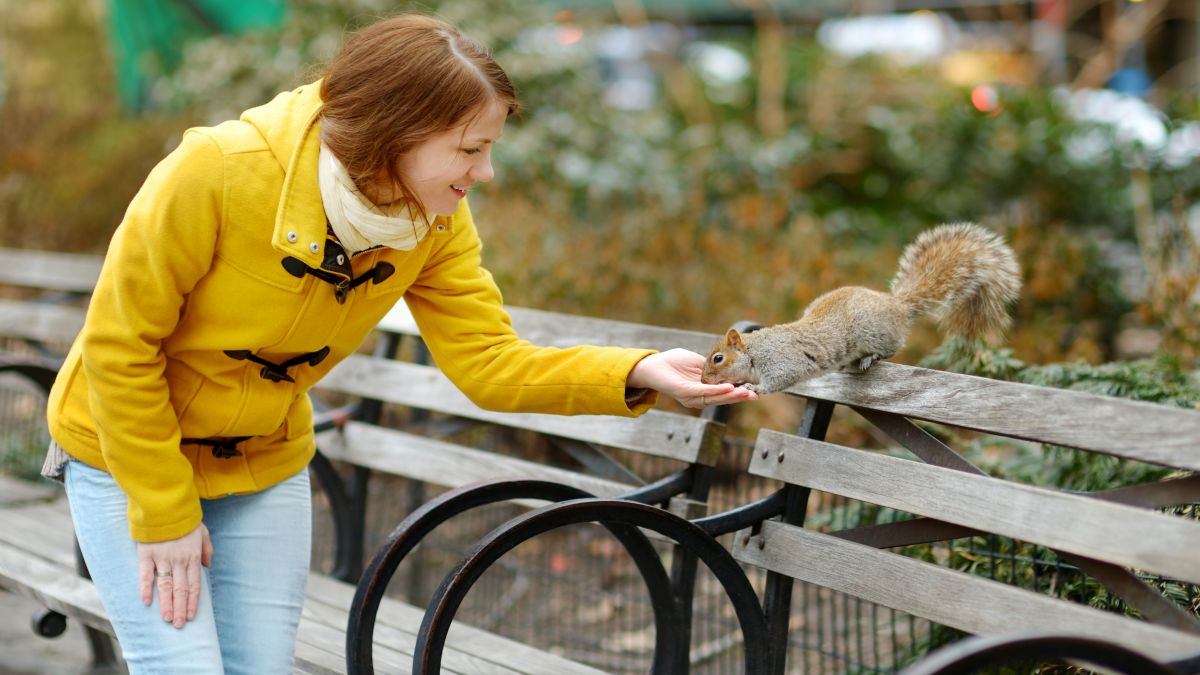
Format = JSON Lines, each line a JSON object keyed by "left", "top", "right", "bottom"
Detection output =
{"left": 701, "top": 328, "right": 757, "bottom": 386}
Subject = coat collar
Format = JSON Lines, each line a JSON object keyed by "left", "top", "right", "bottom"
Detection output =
{"left": 247, "top": 83, "right": 328, "bottom": 266}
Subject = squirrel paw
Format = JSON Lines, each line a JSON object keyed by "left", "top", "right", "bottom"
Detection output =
{"left": 843, "top": 355, "right": 877, "bottom": 374}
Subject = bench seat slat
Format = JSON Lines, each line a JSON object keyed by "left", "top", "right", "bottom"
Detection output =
{"left": 733, "top": 521, "right": 1200, "bottom": 660}
{"left": 319, "top": 356, "right": 717, "bottom": 465}
{"left": 0, "top": 540, "right": 114, "bottom": 635}
{"left": 294, "top": 639, "right": 353, "bottom": 675}
{"left": 750, "top": 431, "right": 1200, "bottom": 585}
{"left": 317, "top": 423, "right": 634, "bottom": 504}
{"left": 0, "top": 476, "right": 58, "bottom": 506}
{"left": 0, "top": 500, "right": 77, "bottom": 566}
{"left": 787, "top": 364, "right": 1200, "bottom": 471}
{"left": 298, "top": 613, "right": 420, "bottom": 674}
{"left": 305, "top": 575, "right": 605, "bottom": 675}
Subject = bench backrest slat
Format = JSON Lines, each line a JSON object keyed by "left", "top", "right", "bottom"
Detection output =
{"left": 316, "top": 423, "right": 634, "bottom": 502}
{"left": 732, "top": 521, "right": 1200, "bottom": 659}
{"left": 319, "top": 356, "right": 720, "bottom": 465}
{"left": 750, "top": 430, "right": 1200, "bottom": 585}
{"left": 0, "top": 248, "right": 103, "bottom": 293}
{"left": 378, "top": 302, "right": 714, "bottom": 353}
{"left": 789, "top": 364, "right": 1200, "bottom": 471}
{"left": 0, "top": 300, "right": 87, "bottom": 345}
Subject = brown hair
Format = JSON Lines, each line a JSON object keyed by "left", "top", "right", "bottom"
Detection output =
{"left": 319, "top": 15, "right": 519, "bottom": 216}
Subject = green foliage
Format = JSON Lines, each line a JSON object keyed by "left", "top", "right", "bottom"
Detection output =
{"left": 1020, "top": 354, "right": 1200, "bottom": 409}
{"left": 919, "top": 337, "right": 1027, "bottom": 380}
{"left": 923, "top": 337, "right": 1200, "bottom": 410}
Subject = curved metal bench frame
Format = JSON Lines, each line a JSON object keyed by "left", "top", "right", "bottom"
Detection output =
{"left": 344, "top": 478, "right": 689, "bottom": 674}
{"left": 413, "top": 497, "right": 772, "bottom": 674}
{"left": 901, "top": 632, "right": 1188, "bottom": 675}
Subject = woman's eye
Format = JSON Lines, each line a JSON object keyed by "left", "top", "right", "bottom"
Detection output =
{"left": 462, "top": 147, "right": 481, "bottom": 156}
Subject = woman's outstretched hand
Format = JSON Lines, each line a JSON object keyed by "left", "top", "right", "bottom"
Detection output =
{"left": 628, "top": 349, "right": 759, "bottom": 409}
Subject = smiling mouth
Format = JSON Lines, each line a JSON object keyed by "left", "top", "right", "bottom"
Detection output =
{"left": 451, "top": 184, "right": 472, "bottom": 197}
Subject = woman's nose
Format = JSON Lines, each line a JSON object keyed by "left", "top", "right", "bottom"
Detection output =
{"left": 471, "top": 155, "right": 495, "bottom": 183}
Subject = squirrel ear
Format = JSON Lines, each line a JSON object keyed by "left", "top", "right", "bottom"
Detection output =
{"left": 725, "top": 328, "right": 745, "bottom": 349}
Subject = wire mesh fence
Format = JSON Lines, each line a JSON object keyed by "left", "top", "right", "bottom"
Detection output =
{"left": 0, "top": 347, "right": 54, "bottom": 482}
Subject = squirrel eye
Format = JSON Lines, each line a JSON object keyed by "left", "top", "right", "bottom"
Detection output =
{"left": 712, "top": 354, "right": 724, "bottom": 364}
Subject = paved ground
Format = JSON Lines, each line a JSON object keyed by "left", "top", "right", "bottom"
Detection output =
{"left": 0, "top": 590, "right": 109, "bottom": 674}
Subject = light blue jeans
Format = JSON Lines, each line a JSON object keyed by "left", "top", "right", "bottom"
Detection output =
{"left": 65, "top": 459, "right": 311, "bottom": 675}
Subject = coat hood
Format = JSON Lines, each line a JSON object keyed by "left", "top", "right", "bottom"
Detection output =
{"left": 240, "top": 81, "right": 328, "bottom": 266}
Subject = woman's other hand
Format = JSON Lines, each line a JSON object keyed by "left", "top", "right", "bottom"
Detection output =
{"left": 137, "top": 522, "right": 213, "bottom": 628}
{"left": 628, "top": 349, "right": 759, "bottom": 409}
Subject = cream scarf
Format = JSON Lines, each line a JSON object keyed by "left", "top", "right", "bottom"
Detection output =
{"left": 317, "top": 141, "right": 429, "bottom": 253}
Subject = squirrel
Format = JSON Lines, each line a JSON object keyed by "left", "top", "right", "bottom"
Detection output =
{"left": 700, "top": 222, "right": 1021, "bottom": 394}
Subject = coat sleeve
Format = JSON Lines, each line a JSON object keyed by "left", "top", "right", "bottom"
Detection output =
{"left": 81, "top": 129, "right": 223, "bottom": 542}
{"left": 403, "top": 202, "right": 657, "bottom": 417}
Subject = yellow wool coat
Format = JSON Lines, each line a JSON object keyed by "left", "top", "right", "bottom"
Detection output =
{"left": 47, "top": 82, "right": 657, "bottom": 543}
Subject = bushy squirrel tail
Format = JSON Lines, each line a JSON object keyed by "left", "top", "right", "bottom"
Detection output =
{"left": 890, "top": 222, "right": 1021, "bottom": 339}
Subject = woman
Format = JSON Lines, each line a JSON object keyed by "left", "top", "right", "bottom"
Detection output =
{"left": 42, "top": 13, "right": 756, "bottom": 673}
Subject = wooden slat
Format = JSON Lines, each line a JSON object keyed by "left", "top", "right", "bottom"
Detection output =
{"left": 294, "top": 639, "right": 349, "bottom": 675}
{"left": 379, "top": 301, "right": 716, "bottom": 354}
{"left": 318, "top": 356, "right": 719, "bottom": 465}
{"left": 0, "top": 540, "right": 113, "bottom": 635}
{"left": 733, "top": 521, "right": 1200, "bottom": 660}
{"left": 750, "top": 431, "right": 1200, "bottom": 585}
{"left": 0, "top": 475, "right": 58, "bottom": 506}
{"left": 0, "top": 500, "right": 76, "bottom": 565}
{"left": 0, "top": 248, "right": 102, "bottom": 292}
{"left": 788, "top": 363, "right": 1200, "bottom": 471}
{"left": 297, "top": 612, "right": 416, "bottom": 674}
{"left": 304, "top": 582, "right": 520, "bottom": 675}
{"left": 318, "top": 423, "right": 634, "bottom": 502}
{"left": 304, "top": 574, "right": 607, "bottom": 675}
{"left": 0, "top": 299, "right": 86, "bottom": 345}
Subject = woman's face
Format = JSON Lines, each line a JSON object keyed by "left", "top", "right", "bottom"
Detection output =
{"left": 363, "top": 98, "right": 508, "bottom": 217}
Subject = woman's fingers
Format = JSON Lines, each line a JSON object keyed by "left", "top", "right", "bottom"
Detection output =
{"left": 156, "top": 566, "right": 176, "bottom": 623}
{"left": 186, "top": 560, "right": 202, "bottom": 621}
{"left": 171, "top": 567, "right": 190, "bottom": 627}
{"left": 139, "top": 557, "right": 154, "bottom": 606}
{"left": 681, "top": 383, "right": 757, "bottom": 409}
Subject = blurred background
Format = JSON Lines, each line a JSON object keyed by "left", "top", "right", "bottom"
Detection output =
{"left": 2, "top": 0, "right": 1198, "bottom": 373}
{"left": 2, "top": 1, "right": 1199, "bottom": 672}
